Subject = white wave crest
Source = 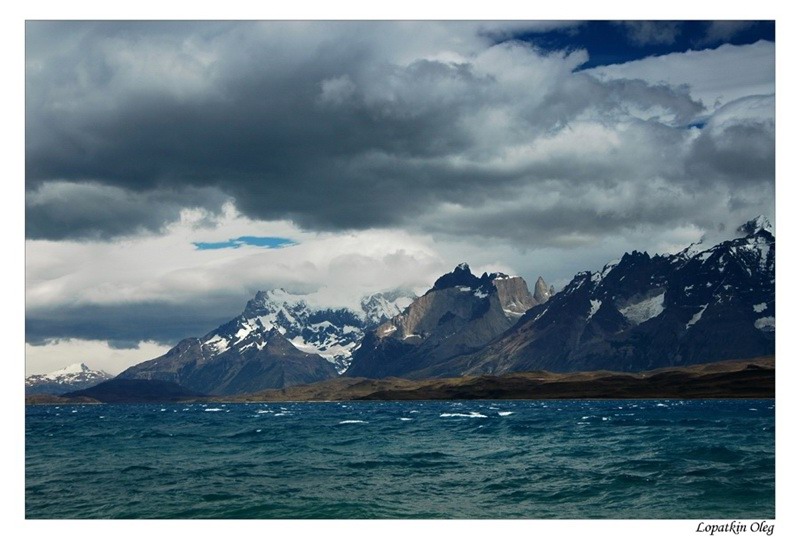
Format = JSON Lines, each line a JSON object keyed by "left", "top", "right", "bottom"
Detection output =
{"left": 440, "top": 412, "right": 488, "bottom": 418}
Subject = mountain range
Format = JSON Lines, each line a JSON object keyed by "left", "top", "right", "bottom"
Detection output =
{"left": 443, "top": 216, "right": 775, "bottom": 376}
{"left": 36, "top": 216, "right": 775, "bottom": 398}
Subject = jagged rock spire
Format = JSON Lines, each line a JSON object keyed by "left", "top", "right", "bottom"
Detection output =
{"left": 533, "top": 276, "right": 553, "bottom": 304}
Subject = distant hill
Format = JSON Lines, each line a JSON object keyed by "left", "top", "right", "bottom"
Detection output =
{"left": 62, "top": 378, "right": 206, "bottom": 403}
{"left": 26, "top": 363, "right": 112, "bottom": 395}
{"left": 117, "top": 327, "right": 340, "bottom": 396}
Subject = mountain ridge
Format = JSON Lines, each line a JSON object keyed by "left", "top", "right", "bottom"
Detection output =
{"left": 115, "top": 288, "right": 416, "bottom": 393}
{"left": 430, "top": 216, "right": 775, "bottom": 376}
{"left": 117, "top": 327, "right": 339, "bottom": 395}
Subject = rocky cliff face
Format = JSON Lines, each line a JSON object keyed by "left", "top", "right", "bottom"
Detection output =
{"left": 345, "top": 264, "right": 549, "bottom": 378}
{"left": 533, "top": 276, "right": 554, "bottom": 304}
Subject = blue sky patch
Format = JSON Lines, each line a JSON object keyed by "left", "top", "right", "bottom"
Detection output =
{"left": 194, "top": 236, "right": 298, "bottom": 250}
{"left": 504, "top": 21, "right": 775, "bottom": 70}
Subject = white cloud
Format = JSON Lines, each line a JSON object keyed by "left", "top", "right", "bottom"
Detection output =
{"left": 24, "top": 206, "right": 447, "bottom": 372}
{"left": 705, "top": 94, "right": 775, "bottom": 135}
{"left": 588, "top": 41, "right": 775, "bottom": 112}
{"left": 25, "top": 206, "right": 447, "bottom": 313}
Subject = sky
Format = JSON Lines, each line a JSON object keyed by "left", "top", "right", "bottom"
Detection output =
{"left": 24, "top": 20, "right": 776, "bottom": 375}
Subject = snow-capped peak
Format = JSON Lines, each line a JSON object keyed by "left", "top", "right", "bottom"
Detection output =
{"left": 738, "top": 215, "right": 774, "bottom": 237}
{"left": 29, "top": 362, "right": 103, "bottom": 382}
{"left": 360, "top": 290, "right": 416, "bottom": 326}
{"left": 26, "top": 363, "right": 112, "bottom": 394}
{"left": 50, "top": 362, "right": 92, "bottom": 376}
{"left": 203, "top": 287, "right": 418, "bottom": 375}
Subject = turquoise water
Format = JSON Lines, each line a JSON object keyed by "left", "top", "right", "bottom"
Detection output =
{"left": 25, "top": 400, "right": 774, "bottom": 519}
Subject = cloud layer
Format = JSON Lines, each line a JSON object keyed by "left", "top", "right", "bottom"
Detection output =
{"left": 27, "top": 22, "right": 774, "bottom": 246}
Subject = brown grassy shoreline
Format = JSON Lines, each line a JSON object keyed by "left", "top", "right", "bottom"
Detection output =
{"left": 27, "top": 356, "right": 773, "bottom": 405}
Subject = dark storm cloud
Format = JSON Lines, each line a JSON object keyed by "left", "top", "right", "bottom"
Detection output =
{"left": 25, "top": 294, "right": 248, "bottom": 348}
{"left": 26, "top": 21, "right": 774, "bottom": 244}
{"left": 421, "top": 184, "right": 735, "bottom": 248}
{"left": 26, "top": 182, "right": 229, "bottom": 240}
{"left": 687, "top": 121, "right": 775, "bottom": 184}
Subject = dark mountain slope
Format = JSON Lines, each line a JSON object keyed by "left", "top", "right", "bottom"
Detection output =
{"left": 118, "top": 328, "right": 338, "bottom": 395}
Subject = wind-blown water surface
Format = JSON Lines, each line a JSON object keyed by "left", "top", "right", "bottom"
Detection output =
{"left": 26, "top": 400, "right": 774, "bottom": 519}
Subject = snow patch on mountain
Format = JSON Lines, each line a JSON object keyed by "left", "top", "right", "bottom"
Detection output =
{"left": 600, "top": 259, "right": 621, "bottom": 278}
{"left": 619, "top": 292, "right": 666, "bottom": 325}
{"left": 677, "top": 241, "right": 705, "bottom": 261}
{"left": 52, "top": 363, "right": 90, "bottom": 376}
{"left": 360, "top": 290, "right": 415, "bottom": 326}
{"left": 588, "top": 299, "right": 602, "bottom": 320}
{"left": 686, "top": 305, "right": 707, "bottom": 329}
{"left": 754, "top": 316, "right": 775, "bottom": 331}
